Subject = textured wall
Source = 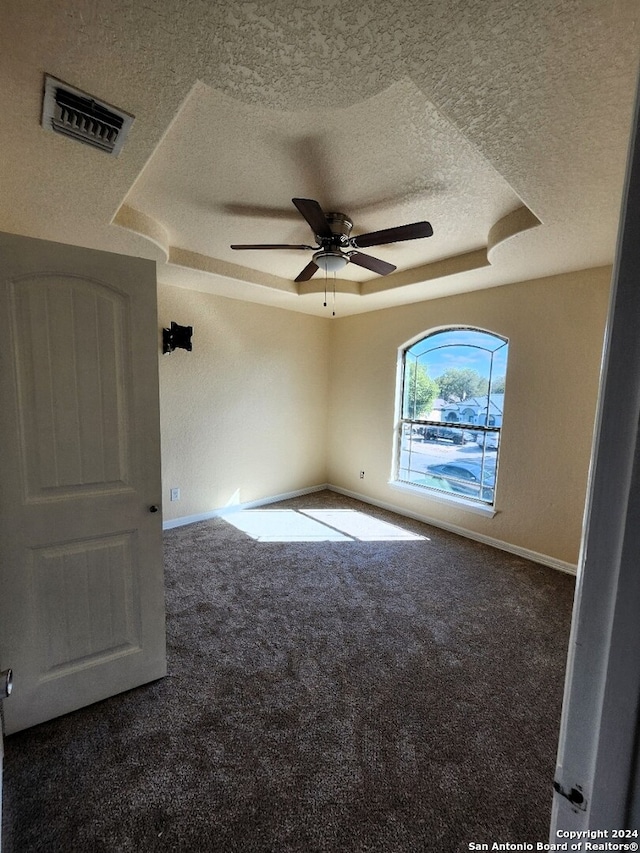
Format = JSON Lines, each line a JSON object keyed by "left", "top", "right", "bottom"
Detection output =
{"left": 326, "top": 267, "right": 612, "bottom": 566}
{"left": 158, "top": 285, "right": 329, "bottom": 521}
{"left": 159, "top": 267, "right": 610, "bottom": 566}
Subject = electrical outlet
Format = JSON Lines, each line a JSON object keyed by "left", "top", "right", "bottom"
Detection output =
{"left": 170, "top": 487, "right": 180, "bottom": 501}
{"left": 360, "top": 471, "right": 365, "bottom": 479}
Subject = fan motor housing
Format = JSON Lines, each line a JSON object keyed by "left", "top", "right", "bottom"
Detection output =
{"left": 319, "top": 213, "right": 353, "bottom": 247}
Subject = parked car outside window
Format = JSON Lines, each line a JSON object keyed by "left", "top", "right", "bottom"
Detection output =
{"left": 426, "top": 461, "right": 495, "bottom": 501}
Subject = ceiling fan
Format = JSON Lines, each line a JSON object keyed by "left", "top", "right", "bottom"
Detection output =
{"left": 230, "top": 198, "right": 433, "bottom": 282}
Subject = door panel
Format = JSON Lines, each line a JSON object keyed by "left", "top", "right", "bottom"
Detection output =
{"left": 12, "top": 275, "right": 131, "bottom": 498}
{"left": 0, "top": 232, "right": 166, "bottom": 735}
{"left": 32, "top": 532, "right": 141, "bottom": 677}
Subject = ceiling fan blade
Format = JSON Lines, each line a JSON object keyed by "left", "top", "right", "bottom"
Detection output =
{"left": 292, "top": 198, "right": 333, "bottom": 239}
{"left": 349, "top": 252, "right": 396, "bottom": 276}
{"left": 294, "top": 260, "right": 319, "bottom": 282}
{"left": 351, "top": 220, "right": 433, "bottom": 248}
{"left": 230, "top": 243, "right": 314, "bottom": 250}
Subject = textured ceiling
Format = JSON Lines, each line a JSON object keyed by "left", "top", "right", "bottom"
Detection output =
{"left": 1, "top": 0, "right": 639, "bottom": 316}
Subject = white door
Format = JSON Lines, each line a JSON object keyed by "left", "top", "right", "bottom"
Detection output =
{"left": 551, "top": 81, "right": 640, "bottom": 828}
{"left": 0, "top": 232, "right": 166, "bottom": 736}
{"left": 0, "top": 668, "right": 12, "bottom": 852}
{"left": 1, "top": 716, "right": 3, "bottom": 853}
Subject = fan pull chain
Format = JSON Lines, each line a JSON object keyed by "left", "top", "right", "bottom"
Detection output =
{"left": 323, "top": 267, "right": 327, "bottom": 308}
{"left": 332, "top": 271, "right": 336, "bottom": 316}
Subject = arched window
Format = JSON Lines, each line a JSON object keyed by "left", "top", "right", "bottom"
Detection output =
{"left": 395, "top": 327, "right": 508, "bottom": 505}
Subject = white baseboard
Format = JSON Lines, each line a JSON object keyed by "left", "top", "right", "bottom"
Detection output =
{"left": 163, "top": 481, "right": 577, "bottom": 575}
{"left": 162, "top": 484, "right": 329, "bottom": 530}
{"left": 328, "top": 485, "right": 578, "bottom": 576}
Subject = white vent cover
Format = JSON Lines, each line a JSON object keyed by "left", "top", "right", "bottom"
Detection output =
{"left": 41, "top": 75, "right": 134, "bottom": 156}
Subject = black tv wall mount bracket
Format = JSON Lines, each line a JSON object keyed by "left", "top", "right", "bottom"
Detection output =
{"left": 162, "top": 322, "right": 193, "bottom": 354}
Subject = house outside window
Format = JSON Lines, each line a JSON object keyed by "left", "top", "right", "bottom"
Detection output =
{"left": 395, "top": 327, "right": 508, "bottom": 506}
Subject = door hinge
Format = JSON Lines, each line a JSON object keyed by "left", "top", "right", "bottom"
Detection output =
{"left": 553, "top": 779, "right": 587, "bottom": 811}
{"left": 1, "top": 668, "right": 12, "bottom": 699}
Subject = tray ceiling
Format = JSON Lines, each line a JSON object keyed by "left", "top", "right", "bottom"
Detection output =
{"left": 1, "top": 0, "right": 638, "bottom": 316}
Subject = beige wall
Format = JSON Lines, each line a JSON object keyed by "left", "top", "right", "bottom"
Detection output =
{"left": 326, "top": 267, "right": 612, "bottom": 566}
{"left": 159, "top": 268, "right": 610, "bottom": 566}
{"left": 158, "top": 284, "right": 330, "bottom": 522}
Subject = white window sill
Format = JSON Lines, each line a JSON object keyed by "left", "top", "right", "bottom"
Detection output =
{"left": 389, "top": 480, "right": 498, "bottom": 518}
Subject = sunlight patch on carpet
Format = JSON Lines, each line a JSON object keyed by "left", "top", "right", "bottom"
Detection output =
{"left": 223, "top": 508, "right": 428, "bottom": 542}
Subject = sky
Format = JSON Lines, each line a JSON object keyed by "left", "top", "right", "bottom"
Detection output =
{"left": 407, "top": 328, "right": 508, "bottom": 381}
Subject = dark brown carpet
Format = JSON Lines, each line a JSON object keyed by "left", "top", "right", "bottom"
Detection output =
{"left": 2, "top": 490, "right": 574, "bottom": 852}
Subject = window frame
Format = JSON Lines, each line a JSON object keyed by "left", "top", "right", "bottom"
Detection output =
{"left": 393, "top": 326, "right": 508, "bottom": 508}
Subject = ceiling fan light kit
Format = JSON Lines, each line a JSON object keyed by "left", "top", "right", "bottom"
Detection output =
{"left": 314, "top": 251, "right": 349, "bottom": 273}
{"left": 230, "top": 198, "right": 434, "bottom": 296}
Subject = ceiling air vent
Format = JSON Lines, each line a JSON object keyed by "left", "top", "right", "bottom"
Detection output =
{"left": 41, "top": 75, "right": 134, "bottom": 156}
